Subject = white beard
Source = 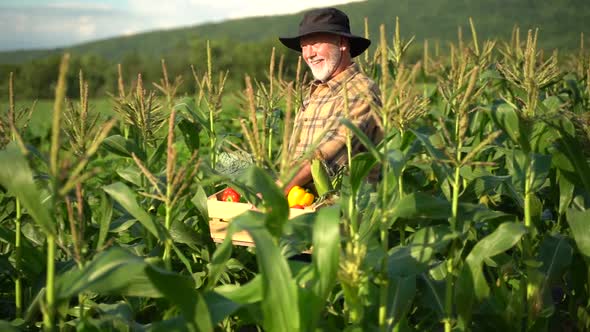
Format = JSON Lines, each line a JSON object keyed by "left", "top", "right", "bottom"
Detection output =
{"left": 307, "top": 46, "right": 341, "bottom": 82}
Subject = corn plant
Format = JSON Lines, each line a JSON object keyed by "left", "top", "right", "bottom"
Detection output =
{"left": 1, "top": 72, "right": 34, "bottom": 320}
{"left": 190, "top": 41, "right": 228, "bottom": 171}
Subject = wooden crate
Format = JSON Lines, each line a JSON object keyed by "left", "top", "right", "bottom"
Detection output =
{"left": 207, "top": 191, "right": 314, "bottom": 246}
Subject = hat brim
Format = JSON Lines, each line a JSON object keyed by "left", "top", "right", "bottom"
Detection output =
{"left": 279, "top": 31, "right": 370, "bottom": 58}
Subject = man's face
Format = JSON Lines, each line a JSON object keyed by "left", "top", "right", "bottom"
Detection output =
{"left": 300, "top": 33, "right": 342, "bottom": 82}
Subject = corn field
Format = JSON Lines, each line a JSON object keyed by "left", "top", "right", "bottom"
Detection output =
{"left": 1, "top": 19, "right": 590, "bottom": 332}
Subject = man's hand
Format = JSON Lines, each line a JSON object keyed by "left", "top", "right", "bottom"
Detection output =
{"left": 282, "top": 160, "right": 313, "bottom": 196}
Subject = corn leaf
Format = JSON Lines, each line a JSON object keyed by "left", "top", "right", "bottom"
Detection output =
{"left": 145, "top": 265, "right": 213, "bottom": 332}
{"left": 557, "top": 170, "right": 575, "bottom": 216}
{"left": 238, "top": 166, "right": 289, "bottom": 239}
{"left": 148, "top": 133, "right": 169, "bottom": 166}
{"left": 203, "top": 291, "right": 243, "bottom": 326}
{"left": 537, "top": 234, "right": 572, "bottom": 285}
{"left": 178, "top": 118, "right": 201, "bottom": 151}
{"left": 530, "top": 121, "right": 559, "bottom": 153}
{"left": 214, "top": 275, "right": 263, "bottom": 304}
{"left": 530, "top": 153, "right": 552, "bottom": 193}
{"left": 175, "top": 97, "right": 211, "bottom": 134}
{"left": 95, "top": 191, "right": 113, "bottom": 251}
{"left": 206, "top": 218, "right": 238, "bottom": 290}
{"left": 55, "top": 247, "right": 163, "bottom": 300}
{"left": 386, "top": 276, "right": 416, "bottom": 330}
{"left": 419, "top": 274, "right": 445, "bottom": 319}
{"left": 340, "top": 118, "right": 381, "bottom": 162}
{"left": 0, "top": 227, "right": 45, "bottom": 276}
{"left": 350, "top": 152, "right": 378, "bottom": 193}
{"left": 389, "top": 192, "right": 452, "bottom": 226}
{"left": 296, "top": 205, "right": 340, "bottom": 331}
{"left": 311, "top": 205, "right": 340, "bottom": 299}
{"left": 566, "top": 208, "right": 590, "bottom": 259}
{"left": 455, "top": 222, "right": 526, "bottom": 323}
{"left": 203, "top": 275, "right": 265, "bottom": 325}
{"left": 116, "top": 165, "right": 142, "bottom": 187}
{"left": 488, "top": 103, "right": 530, "bottom": 151}
{"left": 552, "top": 131, "right": 590, "bottom": 194}
{"left": 388, "top": 225, "right": 455, "bottom": 277}
{"left": 0, "top": 144, "right": 55, "bottom": 236}
{"left": 102, "top": 134, "right": 145, "bottom": 159}
{"left": 412, "top": 130, "right": 451, "bottom": 169}
{"left": 147, "top": 317, "right": 191, "bottom": 331}
{"left": 0, "top": 321, "right": 19, "bottom": 332}
{"left": 103, "top": 182, "right": 165, "bottom": 241}
{"left": 221, "top": 211, "right": 300, "bottom": 332}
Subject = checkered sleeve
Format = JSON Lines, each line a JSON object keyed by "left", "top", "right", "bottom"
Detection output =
{"left": 318, "top": 79, "right": 382, "bottom": 171}
{"left": 288, "top": 64, "right": 383, "bottom": 176}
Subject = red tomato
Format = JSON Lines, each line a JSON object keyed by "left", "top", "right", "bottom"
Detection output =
{"left": 221, "top": 188, "right": 240, "bottom": 202}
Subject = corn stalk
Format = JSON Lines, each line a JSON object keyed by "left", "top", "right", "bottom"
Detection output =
{"left": 5, "top": 72, "right": 32, "bottom": 319}
{"left": 41, "top": 53, "right": 70, "bottom": 331}
{"left": 435, "top": 23, "right": 502, "bottom": 327}
{"left": 497, "top": 28, "right": 561, "bottom": 327}
{"left": 374, "top": 20, "right": 426, "bottom": 330}
{"left": 191, "top": 41, "right": 228, "bottom": 170}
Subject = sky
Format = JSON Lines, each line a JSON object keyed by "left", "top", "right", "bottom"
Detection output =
{"left": 0, "top": 0, "right": 364, "bottom": 52}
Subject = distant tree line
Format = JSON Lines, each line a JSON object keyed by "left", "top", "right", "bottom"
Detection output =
{"left": 0, "top": 37, "right": 301, "bottom": 100}
{"left": 1, "top": 30, "right": 584, "bottom": 102}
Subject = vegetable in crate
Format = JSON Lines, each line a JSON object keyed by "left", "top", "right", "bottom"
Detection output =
{"left": 288, "top": 186, "right": 314, "bottom": 207}
{"left": 221, "top": 188, "right": 241, "bottom": 202}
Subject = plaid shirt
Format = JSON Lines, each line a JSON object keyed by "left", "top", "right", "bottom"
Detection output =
{"left": 289, "top": 63, "right": 383, "bottom": 177}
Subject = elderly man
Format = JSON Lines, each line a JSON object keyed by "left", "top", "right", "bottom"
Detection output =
{"left": 279, "top": 7, "right": 383, "bottom": 195}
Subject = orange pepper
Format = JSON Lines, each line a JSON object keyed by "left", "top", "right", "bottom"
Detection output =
{"left": 287, "top": 186, "right": 314, "bottom": 207}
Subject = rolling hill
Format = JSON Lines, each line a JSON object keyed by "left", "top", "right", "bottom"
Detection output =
{"left": 0, "top": 0, "right": 589, "bottom": 64}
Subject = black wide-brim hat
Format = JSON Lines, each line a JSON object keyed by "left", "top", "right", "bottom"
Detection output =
{"left": 279, "top": 7, "right": 370, "bottom": 58}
